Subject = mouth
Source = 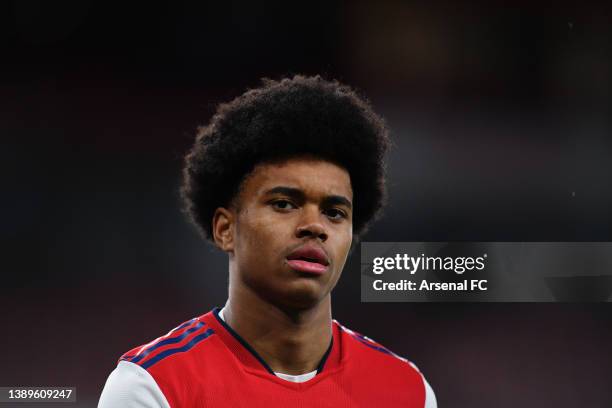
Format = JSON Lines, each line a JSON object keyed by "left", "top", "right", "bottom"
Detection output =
{"left": 286, "top": 245, "right": 330, "bottom": 275}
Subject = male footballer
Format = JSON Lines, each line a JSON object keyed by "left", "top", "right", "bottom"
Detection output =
{"left": 98, "top": 75, "right": 436, "bottom": 407}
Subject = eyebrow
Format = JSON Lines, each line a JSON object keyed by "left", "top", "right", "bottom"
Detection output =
{"left": 264, "top": 186, "right": 352, "bottom": 209}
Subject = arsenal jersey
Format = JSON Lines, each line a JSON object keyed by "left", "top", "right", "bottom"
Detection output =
{"left": 99, "top": 308, "right": 436, "bottom": 407}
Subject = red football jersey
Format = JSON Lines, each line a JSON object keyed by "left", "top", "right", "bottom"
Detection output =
{"left": 114, "top": 308, "right": 432, "bottom": 407}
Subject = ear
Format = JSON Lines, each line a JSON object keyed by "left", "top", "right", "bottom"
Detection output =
{"left": 212, "top": 207, "right": 235, "bottom": 252}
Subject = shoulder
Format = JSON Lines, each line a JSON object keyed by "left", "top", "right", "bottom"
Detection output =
{"left": 335, "top": 320, "right": 412, "bottom": 368}
{"left": 119, "top": 315, "right": 217, "bottom": 372}
{"left": 334, "top": 320, "right": 437, "bottom": 408}
{"left": 100, "top": 313, "right": 221, "bottom": 407}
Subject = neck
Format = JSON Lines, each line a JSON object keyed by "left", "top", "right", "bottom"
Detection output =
{"left": 224, "top": 275, "right": 332, "bottom": 375}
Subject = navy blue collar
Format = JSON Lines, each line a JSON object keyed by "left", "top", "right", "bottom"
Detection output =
{"left": 212, "top": 307, "right": 333, "bottom": 376}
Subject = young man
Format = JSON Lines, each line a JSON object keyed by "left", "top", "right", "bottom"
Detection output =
{"left": 98, "top": 76, "right": 436, "bottom": 407}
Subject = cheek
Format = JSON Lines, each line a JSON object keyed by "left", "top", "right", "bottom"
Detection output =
{"left": 332, "top": 229, "right": 353, "bottom": 268}
{"left": 237, "top": 210, "right": 288, "bottom": 258}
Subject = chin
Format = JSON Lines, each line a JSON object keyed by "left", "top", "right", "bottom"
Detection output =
{"left": 273, "top": 282, "right": 329, "bottom": 311}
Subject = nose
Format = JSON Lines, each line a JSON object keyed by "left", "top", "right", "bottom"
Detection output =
{"left": 295, "top": 205, "right": 328, "bottom": 242}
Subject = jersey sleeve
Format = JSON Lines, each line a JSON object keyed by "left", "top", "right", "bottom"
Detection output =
{"left": 408, "top": 361, "right": 437, "bottom": 408}
{"left": 423, "top": 376, "right": 437, "bottom": 408}
{"left": 98, "top": 360, "right": 171, "bottom": 408}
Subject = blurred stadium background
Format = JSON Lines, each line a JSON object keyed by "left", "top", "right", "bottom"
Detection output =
{"left": 1, "top": 1, "right": 611, "bottom": 406}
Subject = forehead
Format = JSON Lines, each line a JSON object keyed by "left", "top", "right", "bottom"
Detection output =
{"left": 239, "top": 157, "right": 353, "bottom": 201}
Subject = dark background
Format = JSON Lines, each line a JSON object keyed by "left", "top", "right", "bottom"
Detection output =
{"left": 2, "top": 1, "right": 612, "bottom": 406}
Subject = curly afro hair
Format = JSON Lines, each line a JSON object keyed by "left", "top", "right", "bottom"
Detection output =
{"left": 181, "top": 75, "right": 389, "bottom": 242}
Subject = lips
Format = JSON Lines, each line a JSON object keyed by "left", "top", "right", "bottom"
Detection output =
{"left": 286, "top": 245, "right": 330, "bottom": 275}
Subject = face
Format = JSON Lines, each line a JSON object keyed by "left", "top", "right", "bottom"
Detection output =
{"left": 214, "top": 157, "right": 354, "bottom": 310}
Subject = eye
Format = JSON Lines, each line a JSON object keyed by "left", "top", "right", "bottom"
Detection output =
{"left": 325, "top": 208, "right": 347, "bottom": 221}
{"left": 270, "top": 199, "right": 297, "bottom": 211}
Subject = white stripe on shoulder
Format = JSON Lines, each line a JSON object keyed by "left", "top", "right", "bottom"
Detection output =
{"left": 98, "top": 360, "right": 171, "bottom": 408}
